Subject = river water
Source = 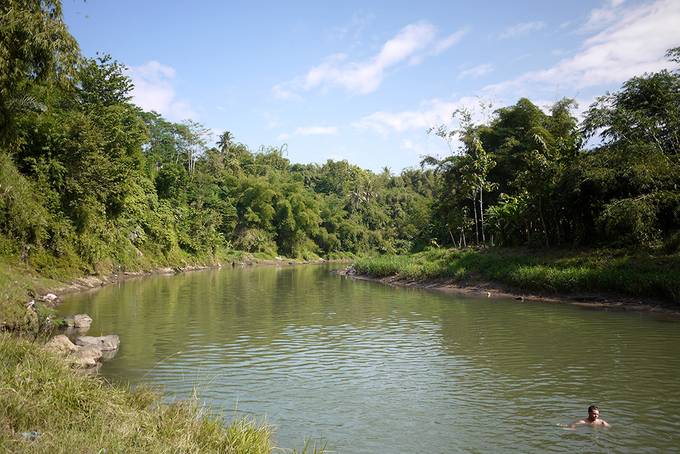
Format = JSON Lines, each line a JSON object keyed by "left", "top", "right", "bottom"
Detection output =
{"left": 57, "top": 264, "right": 680, "bottom": 453}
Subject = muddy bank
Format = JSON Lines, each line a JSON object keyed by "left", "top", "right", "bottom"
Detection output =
{"left": 340, "top": 268, "right": 680, "bottom": 317}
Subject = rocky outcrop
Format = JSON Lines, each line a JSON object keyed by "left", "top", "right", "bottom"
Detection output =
{"left": 63, "top": 314, "right": 93, "bottom": 329}
{"left": 71, "top": 344, "right": 104, "bottom": 368}
{"left": 75, "top": 335, "right": 119, "bottom": 351}
{"left": 44, "top": 333, "right": 119, "bottom": 370}
{"left": 41, "top": 293, "right": 59, "bottom": 304}
{"left": 44, "top": 335, "right": 78, "bottom": 355}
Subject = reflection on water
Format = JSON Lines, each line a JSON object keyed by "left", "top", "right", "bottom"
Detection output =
{"left": 58, "top": 265, "right": 680, "bottom": 453}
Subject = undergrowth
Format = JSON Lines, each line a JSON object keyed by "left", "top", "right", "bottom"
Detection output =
{"left": 0, "top": 334, "right": 325, "bottom": 453}
{"left": 354, "top": 248, "right": 680, "bottom": 303}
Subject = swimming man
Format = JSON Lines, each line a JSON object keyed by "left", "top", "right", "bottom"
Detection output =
{"left": 569, "top": 405, "right": 610, "bottom": 428}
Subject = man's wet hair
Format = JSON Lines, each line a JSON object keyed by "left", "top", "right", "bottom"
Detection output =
{"left": 588, "top": 405, "right": 599, "bottom": 413}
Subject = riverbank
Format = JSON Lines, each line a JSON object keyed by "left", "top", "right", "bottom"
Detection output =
{"left": 0, "top": 253, "right": 333, "bottom": 453}
{"left": 0, "top": 251, "right": 352, "bottom": 332}
{"left": 0, "top": 333, "right": 277, "bottom": 453}
{"left": 351, "top": 248, "right": 680, "bottom": 315}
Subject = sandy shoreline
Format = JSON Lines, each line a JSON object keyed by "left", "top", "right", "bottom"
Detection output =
{"left": 341, "top": 270, "right": 680, "bottom": 318}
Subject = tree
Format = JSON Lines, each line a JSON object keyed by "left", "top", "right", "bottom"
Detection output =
{"left": 217, "top": 131, "right": 234, "bottom": 152}
{"left": 0, "top": 0, "right": 78, "bottom": 147}
{"left": 426, "top": 108, "right": 496, "bottom": 245}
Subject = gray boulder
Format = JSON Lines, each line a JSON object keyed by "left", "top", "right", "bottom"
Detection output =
{"left": 42, "top": 293, "right": 59, "bottom": 303}
{"left": 64, "top": 314, "right": 93, "bottom": 329}
{"left": 70, "top": 344, "right": 104, "bottom": 368}
{"left": 44, "top": 335, "right": 78, "bottom": 355}
{"left": 45, "top": 334, "right": 119, "bottom": 370}
{"left": 75, "top": 335, "right": 120, "bottom": 351}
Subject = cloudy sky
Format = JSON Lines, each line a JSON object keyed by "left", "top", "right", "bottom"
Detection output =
{"left": 63, "top": 0, "right": 680, "bottom": 172}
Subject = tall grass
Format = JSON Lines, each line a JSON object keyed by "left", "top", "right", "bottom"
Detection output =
{"left": 355, "top": 248, "right": 680, "bottom": 304}
{"left": 0, "top": 334, "right": 275, "bottom": 453}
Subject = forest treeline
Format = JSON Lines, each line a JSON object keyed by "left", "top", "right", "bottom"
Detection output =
{"left": 1, "top": 1, "right": 679, "bottom": 280}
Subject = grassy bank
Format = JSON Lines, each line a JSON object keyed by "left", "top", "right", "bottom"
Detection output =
{"left": 0, "top": 334, "right": 275, "bottom": 453}
{"left": 0, "top": 252, "right": 330, "bottom": 453}
{"left": 354, "top": 248, "right": 680, "bottom": 304}
{"left": 0, "top": 246, "right": 352, "bottom": 332}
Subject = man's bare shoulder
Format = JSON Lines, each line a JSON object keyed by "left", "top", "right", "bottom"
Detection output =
{"left": 569, "top": 418, "right": 610, "bottom": 428}
{"left": 569, "top": 419, "right": 588, "bottom": 428}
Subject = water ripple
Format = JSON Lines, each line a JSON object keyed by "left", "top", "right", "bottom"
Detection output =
{"left": 58, "top": 265, "right": 680, "bottom": 453}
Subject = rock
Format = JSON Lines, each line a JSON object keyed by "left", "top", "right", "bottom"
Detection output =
{"left": 76, "top": 335, "right": 120, "bottom": 351}
{"left": 44, "top": 335, "right": 78, "bottom": 355}
{"left": 42, "top": 293, "right": 59, "bottom": 303}
{"left": 64, "top": 314, "right": 93, "bottom": 329}
{"left": 20, "top": 431, "right": 41, "bottom": 441}
{"left": 47, "top": 334, "right": 119, "bottom": 369}
{"left": 100, "top": 349, "right": 119, "bottom": 361}
{"left": 76, "top": 276, "right": 104, "bottom": 288}
{"left": 70, "top": 344, "right": 104, "bottom": 368}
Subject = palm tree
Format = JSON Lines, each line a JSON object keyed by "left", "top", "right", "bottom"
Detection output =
{"left": 217, "top": 131, "right": 234, "bottom": 153}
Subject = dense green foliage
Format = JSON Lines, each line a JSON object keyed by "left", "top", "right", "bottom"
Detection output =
{"left": 0, "top": 0, "right": 678, "bottom": 300}
{"left": 0, "top": 0, "right": 434, "bottom": 290}
{"left": 355, "top": 248, "right": 680, "bottom": 303}
{"left": 425, "top": 52, "right": 680, "bottom": 249}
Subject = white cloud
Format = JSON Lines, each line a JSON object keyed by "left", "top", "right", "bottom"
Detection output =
{"left": 272, "top": 83, "right": 300, "bottom": 100}
{"left": 582, "top": 0, "right": 627, "bottom": 31}
{"left": 353, "top": 96, "right": 487, "bottom": 136}
{"left": 399, "top": 135, "right": 457, "bottom": 160}
{"left": 400, "top": 139, "right": 426, "bottom": 156}
{"left": 486, "top": 0, "right": 680, "bottom": 95}
{"left": 127, "top": 61, "right": 196, "bottom": 121}
{"left": 458, "top": 63, "right": 494, "bottom": 79}
{"left": 294, "top": 126, "right": 338, "bottom": 136}
{"left": 278, "top": 125, "right": 338, "bottom": 141}
{"left": 499, "top": 21, "right": 545, "bottom": 39}
{"left": 431, "top": 29, "right": 468, "bottom": 55}
{"left": 275, "top": 21, "right": 467, "bottom": 97}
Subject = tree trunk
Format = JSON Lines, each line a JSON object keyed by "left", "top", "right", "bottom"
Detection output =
{"left": 472, "top": 194, "right": 479, "bottom": 245}
{"left": 448, "top": 226, "right": 458, "bottom": 248}
{"left": 554, "top": 212, "right": 562, "bottom": 246}
{"left": 539, "top": 198, "right": 549, "bottom": 247}
{"left": 527, "top": 221, "right": 532, "bottom": 244}
{"left": 479, "top": 185, "right": 486, "bottom": 245}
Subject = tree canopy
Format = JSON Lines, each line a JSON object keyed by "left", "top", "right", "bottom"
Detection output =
{"left": 1, "top": 1, "right": 678, "bottom": 278}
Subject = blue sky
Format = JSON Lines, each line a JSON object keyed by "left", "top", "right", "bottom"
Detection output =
{"left": 62, "top": 0, "right": 680, "bottom": 172}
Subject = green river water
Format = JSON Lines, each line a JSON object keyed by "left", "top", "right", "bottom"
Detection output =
{"left": 57, "top": 264, "right": 680, "bottom": 453}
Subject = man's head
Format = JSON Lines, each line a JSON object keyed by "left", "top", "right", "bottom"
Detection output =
{"left": 587, "top": 405, "right": 600, "bottom": 421}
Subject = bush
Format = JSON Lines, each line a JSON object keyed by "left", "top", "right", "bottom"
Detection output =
{"left": 664, "top": 231, "right": 680, "bottom": 253}
{"left": 234, "top": 228, "right": 278, "bottom": 256}
{"left": 0, "top": 153, "right": 49, "bottom": 249}
{"left": 597, "top": 196, "right": 660, "bottom": 246}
